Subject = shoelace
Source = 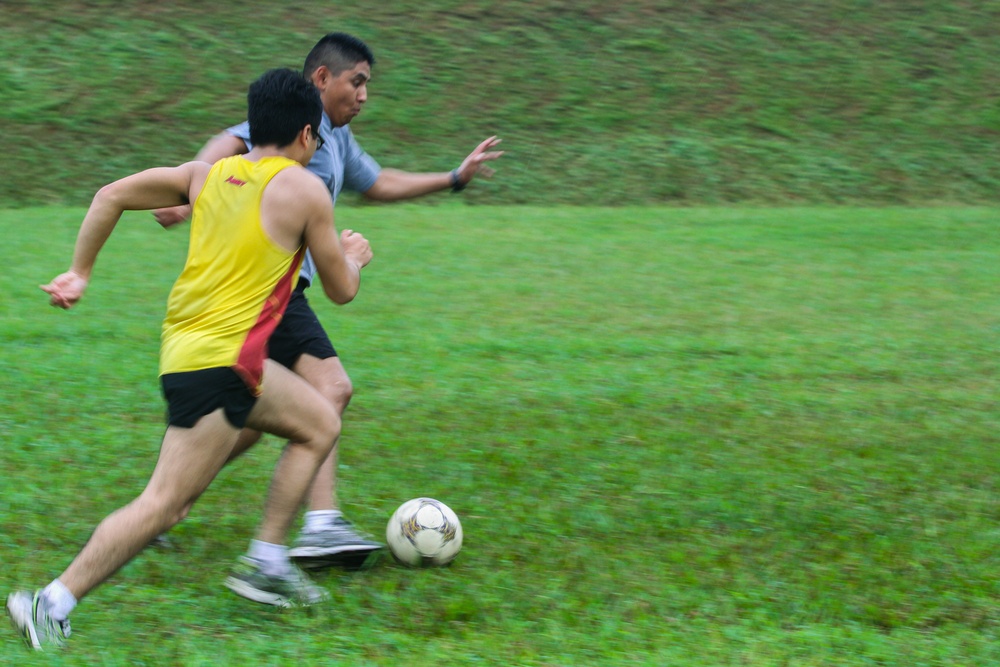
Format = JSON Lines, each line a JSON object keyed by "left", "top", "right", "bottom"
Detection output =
{"left": 37, "top": 606, "right": 71, "bottom": 640}
{"left": 329, "top": 517, "right": 375, "bottom": 539}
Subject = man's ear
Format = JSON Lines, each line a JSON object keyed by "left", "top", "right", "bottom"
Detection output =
{"left": 310, "top": 66, "right": 329, "bottom": 89}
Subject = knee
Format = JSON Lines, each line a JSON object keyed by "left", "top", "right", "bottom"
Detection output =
{"left": 138, "top": 492, "right": 196, "bottom": 532}
{"left": 313, "top": 360, "right": 352, "bottom": 411}
{"left": 296, "top": 357, "right": 353, "bottom": 413}
{"left": 171, "top": 501, "right": 194, "bottom": 526}
{"left": 323, "top": 373, "right": 353, "bottom": 413}
{"left": 303, "top": 405, "right": 341, "bottom": 460}
{"left": 315, "top": 407, "right": 341, "bottom": 458}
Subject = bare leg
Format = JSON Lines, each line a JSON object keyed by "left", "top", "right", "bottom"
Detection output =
{"left": 58, "top": 411, "right": 240, "bottom": 600}
{"left": 243, "top": 360, "right": 341, "bottom": 545}
{"left": 228, "top": 427, "right": 263, "bottom": 463}
{"left": 227, "top": 354, "right": 351, "bottom": 510}
{"left": 292, "top": 354, "right": 352, "bottom": 511}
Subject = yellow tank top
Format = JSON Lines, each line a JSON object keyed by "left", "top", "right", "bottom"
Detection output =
{"left": 160, "top": 155, "right": 306, "bottom": 394}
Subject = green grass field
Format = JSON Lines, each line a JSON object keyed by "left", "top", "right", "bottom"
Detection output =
{"left": 1, "top": 204, "right": 998, "bottom": 665}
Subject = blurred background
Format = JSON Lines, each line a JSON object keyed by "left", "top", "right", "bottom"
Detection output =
{"left": 1, "top": 0, "right": 998, "bottom": 208}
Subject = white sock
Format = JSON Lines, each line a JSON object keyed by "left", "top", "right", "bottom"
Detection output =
{"left": 42, "top": 579, "right": 77, "bottom": 622}
{"left": 247, "top": 540, "right": 291, "bottom": 576}
{"left": 303, "top": 509, "right": 342, "bottom": 533}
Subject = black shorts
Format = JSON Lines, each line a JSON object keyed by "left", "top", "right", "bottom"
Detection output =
{"left": 267, "top": 279, "right": 338, "bottom": 369}
{"left": 161, "top": 367, "right": 258, "bottom": 429}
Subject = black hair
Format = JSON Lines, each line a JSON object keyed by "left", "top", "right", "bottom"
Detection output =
{"left": 303, "top": 32, "right": 375, "bottom": 78}
{"left": 247, "top": 68, "right": 323, "bottom": 148}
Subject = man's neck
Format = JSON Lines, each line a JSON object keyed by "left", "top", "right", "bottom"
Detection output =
{"left": 244, "top": 146, "right": 305, "bottom": 165}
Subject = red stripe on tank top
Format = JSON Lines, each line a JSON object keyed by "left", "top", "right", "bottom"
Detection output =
{"left": 233, "top": 247, "right": 306, "bottom": 395}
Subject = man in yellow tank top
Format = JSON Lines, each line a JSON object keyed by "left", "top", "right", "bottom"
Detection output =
{"left": 153, "top": 33, "right": 504, "bottom": 571}
{"left": 159, "top": 153, "right": 309, "bottom": 395}
{"left": 7, "top": 68, "right": 373, "bottom": 651}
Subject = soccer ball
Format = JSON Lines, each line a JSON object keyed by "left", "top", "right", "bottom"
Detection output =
{"left": 386, "top": 498, "right": 463, "bottom": 567}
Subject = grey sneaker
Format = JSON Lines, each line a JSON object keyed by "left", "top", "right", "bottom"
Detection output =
{"left": 224, "top": 557, "right": 329, "bottom": 607}
{"left": 289, "top": 516, "right": 384, "bottom": 571}
{"left": 6, "top": 590, "right": 71, "bottom": 650}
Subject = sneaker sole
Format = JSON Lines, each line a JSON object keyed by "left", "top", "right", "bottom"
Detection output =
{"left": 288, "top": 543, "right": 382, "bottom": 558}
{"left": 6, "top": 593, "right": 41, "bottom": 650}
{"left": 224, "top": 577, "right": 294, "bottom": 608}
{"left": 293, "top": 547, "right": 384, "bottom": 572}
{"left": 223, "top": 577, "right": 329, "bottom": 608}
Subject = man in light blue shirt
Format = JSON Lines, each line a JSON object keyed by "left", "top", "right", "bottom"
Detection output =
{"left": 226, "top": 106, "right": 381, "bottom": 287}
{"left": 154, "top": 32, "right": 503, "bottom": 571}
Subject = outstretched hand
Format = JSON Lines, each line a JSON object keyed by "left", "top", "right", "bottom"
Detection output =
{"left": 40, "top": 271, "right": 89, "bottom": 309}
{"left": 454, "top": 136, "right": 504, "bottom": 186}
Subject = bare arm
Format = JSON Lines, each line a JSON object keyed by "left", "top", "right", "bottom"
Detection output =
{"left": 364, "top": 168, "right": 453, "bottom": 200}
{"left": 304, "top": 197, "right": 373, "bottom": 305}
{"left": 152, "top": 133, "right": 248, "bottom": 227}
{"left": 262, "top": 170, "right": 372, "bottom": 305}
{"left": 196, "top": 132, "right": 251, "bottom": 163}
{"left": 43, "top": 162, "right": 209, "bottom": 308}
{"left": 363, "top": 136, "right": 504, "bottom": 201}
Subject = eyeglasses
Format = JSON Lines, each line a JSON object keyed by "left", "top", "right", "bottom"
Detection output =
{"left": 312, "top": 129, "right": 325, "bottom": 151}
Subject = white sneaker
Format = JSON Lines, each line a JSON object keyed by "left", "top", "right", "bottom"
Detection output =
{"left": 224, "top": 557, "right": 330, "bottom": 607}
{"left": 6, "top": 590, "right": 71, "bottom": 650}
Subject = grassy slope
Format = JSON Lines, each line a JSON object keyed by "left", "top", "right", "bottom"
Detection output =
{"left": 0, "top": 0, "right": 998, "bottom": 207}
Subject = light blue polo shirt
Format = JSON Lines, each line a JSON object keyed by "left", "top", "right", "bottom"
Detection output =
{"left": 228, "top": 112, "right": 381, "bottom": 284}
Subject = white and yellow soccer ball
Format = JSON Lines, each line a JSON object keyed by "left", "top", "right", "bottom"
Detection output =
{"left": 386, "top": 498, "right": 463, "bottom": 567}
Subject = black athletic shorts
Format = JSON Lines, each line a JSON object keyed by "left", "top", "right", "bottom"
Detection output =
{"left": 267, "top": 279, "right": 338, "bottom": 369}
{"left": 161, "top": 367, "right": 258, "bottom": 429}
